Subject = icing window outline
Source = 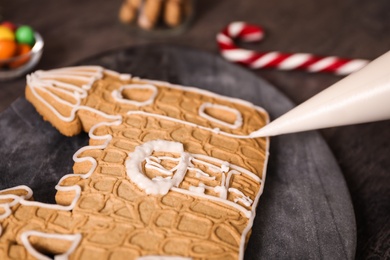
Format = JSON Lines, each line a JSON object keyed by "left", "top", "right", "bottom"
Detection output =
{"left": 198, "top": 102, "right": 243, "bottom": 129}
{"left": 111, "top": 84, "right": 158, "bottom": 107}
{"left": 20, "top": 230, "right": 82, "bottom": 260}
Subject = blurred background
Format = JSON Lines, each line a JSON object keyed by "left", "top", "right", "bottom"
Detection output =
{"left": 1, "top": 0, "right": 390, "bottom": 258}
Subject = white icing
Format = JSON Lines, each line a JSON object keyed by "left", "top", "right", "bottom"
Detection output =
{"left": 27, "top": 67, "right": 121, "bottom": 123}
{"left": 228, "top": 188, "right": 254, "bottom": 207}
{"left": 199, "top": 102, "right": 243, "bottom": 129}
{"left": 126, "top": 140, "right": 190, "bottom": 195}
{"left": 212, "top": 127, "right": 220, "bottom": 134}
{"left": 213, "top": 185, "right": 227, "bottom": 199}
{"left": 146, "top": 158, "right": 174, "bottom": 176}
{"left": 20, "top": 230, "right": 81, "bottom": 260}
{"left": 146, "top": 156, "right": 182, "bottom": 175}
{"left": 189, "top": 185, "right": 206, "bottom": 194}
{"left": 125, "top": 140, "right": 262, "bottom": 218}
{"left": 111, "top": 84, "right": 158, "bottom": 107}
{"left": 225, "top": 170, "right": 240, "bottom": 190}
{"left": 193, "top": 169, "right": 216, "bottom": 181}
{"left": 0, "top": 185, "right": 33, "bottom": 220}
{"left": 192, "top": 154, "right": 261, "bottom": 183}
{"left": 171, "top": 187, "right": 252, "bottom": 218}
{"left": 221, "top": 161, "right": 230, "bottom": 173}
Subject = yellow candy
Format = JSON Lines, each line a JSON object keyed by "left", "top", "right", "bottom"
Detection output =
{"left": 0, "top": 26, "right": 15, "bottom": 41}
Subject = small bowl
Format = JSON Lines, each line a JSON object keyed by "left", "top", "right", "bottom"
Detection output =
{"left": 0, "top": 32, "right": 44, "bottom": 81}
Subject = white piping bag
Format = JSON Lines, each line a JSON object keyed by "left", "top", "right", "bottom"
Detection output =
{"left": 251, "top": 50, "right": 390, "bottom": 137}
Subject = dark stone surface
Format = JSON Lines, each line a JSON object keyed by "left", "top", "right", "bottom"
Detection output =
{"left": 0, "top": 99, "right": 88, "bottom": 203}
{"left": 0, "top": 46, "right": 355, "bottom": 259}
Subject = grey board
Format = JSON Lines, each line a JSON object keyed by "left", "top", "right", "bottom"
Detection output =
{"left": 0, "top": 45, "right": 355, "bottom": 259}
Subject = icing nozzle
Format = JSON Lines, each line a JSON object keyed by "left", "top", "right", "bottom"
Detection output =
{"left": 250, "top": 50, "right": 390, "bottom": 138}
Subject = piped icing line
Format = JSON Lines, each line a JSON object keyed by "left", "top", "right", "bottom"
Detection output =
{"left": 35, "top": 67, "right": 104, "bottom": 90}
{"left": 191, "top": 169, "right": 216, "bottom": 181}
{"left": 38, "top": 86, "right": 80, "bottom": 109}
{"left": 36, "top": 73, "right": 100, "bottom": 83}
{"left": 29, "top": 79, "right": 120, "bottom": 122}
{"left": 228, "top": 188, "right": 253, "bottom": 207}
{"left": 0, "top": 185, "right": 33, "bottom": 221}
{"left": 44, "top": 86, "right": 79, "bottom": 105}
{"left": 112, "top": 84, "right": 158, "bottom": 107}
{"left": 31, "top": 79, "right": 87, "bottom": 98}
{"left": 54, "top": 119, "right": 123, "bottom": 202}
{"left": 145, "top": 156, "right": 183, "bottom": 176}
{"left": 198, "top": 102, "right": 243, "bottom": 129}
{"left": 126, "top": 140, "right": 191, "bottom": 195}
{"left": 171, "top": 187, "right": 252, "bottom": 218}
{"left": 20, "top": 231, "right": 82, "bottom": 260}
{"left": 127, "top": 111, "right": 261, "bottom": 139}
{"left": 27, "top": 67, "right": 121, "bottom": 123}
{"left": 192, "top": 154, "right": 261, "bottom": 183}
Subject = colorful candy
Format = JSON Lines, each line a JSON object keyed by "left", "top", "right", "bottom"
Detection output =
{"left": 15, "top": 26, "right": 35, "bottom": 45}
{"left": 0, "top": 22, "right": 37, "bottom": 69}
{"left": 0, "top": 26, "right": 15, "bottom": 41}
{"left": 1, "top": 21, "right": 17, "bottom": 32}
{"left": 0, "top": 40, "right": 17, "bottom": 60}
{"left": 9, "top": 44, "right": 32, "bottom": 68}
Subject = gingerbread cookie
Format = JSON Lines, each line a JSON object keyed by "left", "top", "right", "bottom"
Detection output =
{"left": 0, "top": 66, "right": 269, "bottom": 259}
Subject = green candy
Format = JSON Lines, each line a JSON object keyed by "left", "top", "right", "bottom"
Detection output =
{"left": 15, "top": 25, "right": 35, "bottom": 46}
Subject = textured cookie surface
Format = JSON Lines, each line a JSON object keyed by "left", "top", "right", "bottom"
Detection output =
{"left": 0, "top": 66, "right": 269, "bottom": 259}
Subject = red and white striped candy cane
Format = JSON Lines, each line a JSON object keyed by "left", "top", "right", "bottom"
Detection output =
{"left": 217, "top": 21, "right": 369, "bottom": 75}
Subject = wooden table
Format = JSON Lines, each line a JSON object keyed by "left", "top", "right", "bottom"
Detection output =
{"left": 2, "top": 0, "right": 390, "bottom": 258}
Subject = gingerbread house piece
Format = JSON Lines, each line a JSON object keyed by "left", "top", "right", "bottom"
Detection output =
{"left": 0, "top": 66, "right": 269, "bottom": 259}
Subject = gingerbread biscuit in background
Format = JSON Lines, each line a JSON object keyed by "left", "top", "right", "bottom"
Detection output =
{"left": 119, "top": 0, "right": 194, "bottom": 30}
{"left": 0, "top": 66, "right": 269, "bottom": 259}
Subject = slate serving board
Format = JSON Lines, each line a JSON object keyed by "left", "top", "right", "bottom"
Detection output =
{"left": 0, "top": 45, "right": 355, "bottom": 259}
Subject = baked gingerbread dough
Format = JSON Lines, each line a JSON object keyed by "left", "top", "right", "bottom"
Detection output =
{"left": 0, "top": 66, "right": 269, "bottom": 259}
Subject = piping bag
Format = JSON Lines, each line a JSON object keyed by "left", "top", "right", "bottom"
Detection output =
{"left": 250, "top": 50, "right": 390, "bottom": 138}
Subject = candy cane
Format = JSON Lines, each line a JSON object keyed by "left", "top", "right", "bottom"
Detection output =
{"left": 217, "top": 21, "right": 369, "bottom": 75}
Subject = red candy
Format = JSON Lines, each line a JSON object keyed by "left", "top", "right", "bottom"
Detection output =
{"left": 1, "top": 21, "right": 17, "bottom": 32}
